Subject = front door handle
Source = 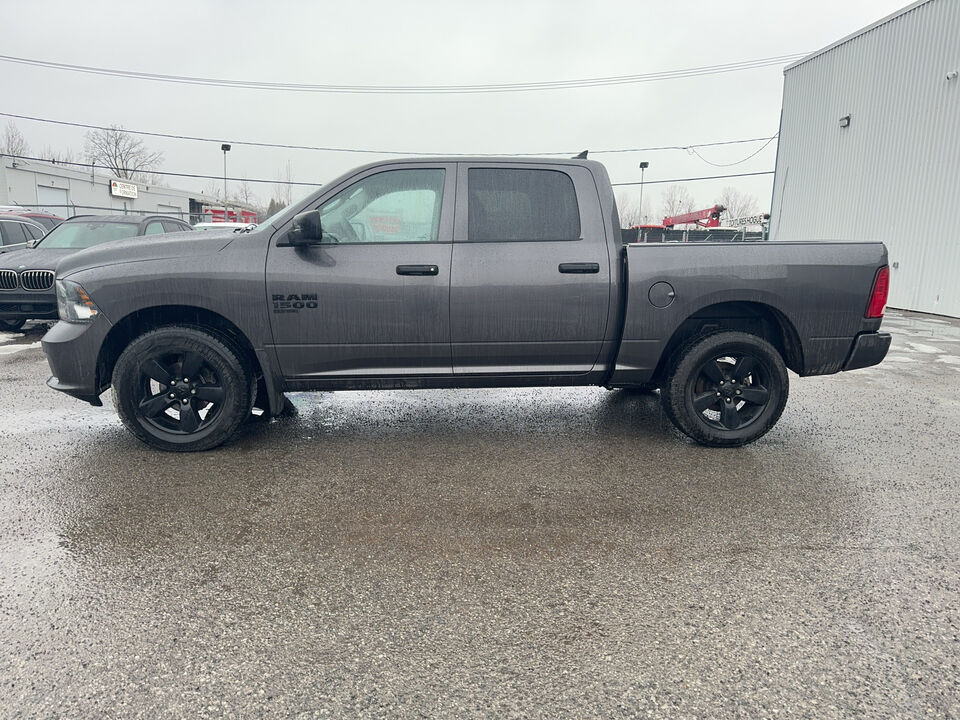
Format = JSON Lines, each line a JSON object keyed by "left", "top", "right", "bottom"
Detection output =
{"left": 558, "top": 262, "right": 600, "bottom": 274}
{"left": 396, "top": 264, "right": 439, "bottom": 276}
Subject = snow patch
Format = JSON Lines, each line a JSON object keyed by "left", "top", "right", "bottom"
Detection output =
{"left": 0, "top": 342, "right": 41, "bottom": 355}
{"left": 906, "top": 342, "right": 943, "bottom": 354}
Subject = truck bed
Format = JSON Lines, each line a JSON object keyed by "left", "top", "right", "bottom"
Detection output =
{"left": 608, "top": 241, "right": 888, "bottom": 386}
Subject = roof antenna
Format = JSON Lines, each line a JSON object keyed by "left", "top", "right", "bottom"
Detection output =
{"left": 573, "top": 150, "right": 588, "bottom": 159}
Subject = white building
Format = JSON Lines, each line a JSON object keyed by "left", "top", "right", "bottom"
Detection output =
{"left": 0, "top": 155, "right": 224, "bottom": 224}
{"left": 769, "top": 0, "right": 960, "bottom": 317}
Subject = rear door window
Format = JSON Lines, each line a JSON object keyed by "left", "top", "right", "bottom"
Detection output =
{"left": 144, "top": 221, "right": 165, "bottom": 235}
{"left": 467, "top": 168, "right": 580, "bottom": 242}
{"left": 0, "top": 222, "right": 27, "bottom": 246}
{"left": 162, "top": 220, "right": 187, "bottom": 233}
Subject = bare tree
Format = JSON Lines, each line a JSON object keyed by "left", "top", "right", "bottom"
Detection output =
{"left": 41, "top": 145, "right": 76, "bottom": 165}
{"left": 234, "top": 179, "right": 256, "bottom": 207}
{"left": 1, "top": 121, "right": 29, "bottom": 156}
{"left": 201, "top": 179, "right": 222, "bottom": 201}
{"left": 83, "top": 126, "right": 163, "bottom": 182}
{"left": 615, "top": 190, "right": 652, "bottom": 226}
{"left": 274, "top": 161, "right": 293, "bottom": 207}
{"left": 659, "top": 185, "right": 696, "bottom": 224}
{"left": 718, "top": 186, "right": 760, "bottom": 222}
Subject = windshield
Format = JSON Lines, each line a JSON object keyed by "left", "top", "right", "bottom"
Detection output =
{"left": 36, "top": 221, "right": 139, "bottom": 249}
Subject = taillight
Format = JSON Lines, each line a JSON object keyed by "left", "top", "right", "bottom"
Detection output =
{"left": 865, "top": 265, "right": 890, "bottom": 318}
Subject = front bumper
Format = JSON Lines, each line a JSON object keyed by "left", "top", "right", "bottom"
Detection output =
{"left": 0, "top": 290, "right": 57, "bottom": 320}
{"left": 842, "top": 331, "right": 892, "bottom": 371}
{"left": 42, "top": 317, "right": 114, "bottom": 404}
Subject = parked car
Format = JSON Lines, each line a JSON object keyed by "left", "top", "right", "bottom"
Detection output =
{"left": 0, "top": 214, "right": 46, "bottom": 255}
{"left": 0, "top": 211, "right": 65, "bottom": 232}
{"left": 0, "top": 214, "right": 193, "bottom": 331}
{"left": 192, "top": 222, "right": 256, "bottom": 232}
{"left": 42, "top": 158, "right": 890, "bottom": 451}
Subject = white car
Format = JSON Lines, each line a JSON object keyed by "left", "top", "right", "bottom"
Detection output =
{"left": 192, "top": 222, "right": 256, "bottom": 232}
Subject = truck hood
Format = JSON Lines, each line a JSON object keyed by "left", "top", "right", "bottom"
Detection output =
{"left": 0, "top": 247, "right": 78, "bottom": 272}
{"left": 55, "top": 229, "right": 239, "bottom": 279}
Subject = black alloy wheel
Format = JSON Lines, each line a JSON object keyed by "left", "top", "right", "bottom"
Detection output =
{"left": 113, "top": 326, "right": 253, "bottom": 451}
{"left": 136, "top": 351, "right": 226, "bottom": 436}
{"left": 690, "top": 354, "right": 771, "bottom": 431}
{"left": 662, "top": 331, "right": 789, "bottom": 447}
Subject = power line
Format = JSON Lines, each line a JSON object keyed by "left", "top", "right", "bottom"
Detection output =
{"left": 1, "top": 154, "right": 322, "bottom": 186}
{"left": 0, "top": 111, "right": 778, "bottom": 158}
{"left": 611, "top": 171, "right": 774, "bottom": 186}
{"left": 688, "top": 134, "right": 779, "bottom": 167}
{"left": 2, "top": 152, "right": 773, "bottom": 189}
{"left": 0, "top": 53, "right": 808, "bottom": 94}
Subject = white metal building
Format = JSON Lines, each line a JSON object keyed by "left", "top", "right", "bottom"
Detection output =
{"left": 769, "top": 0, "right": 960, "bottom": 317}
{"left": 0, "top": 155, "right": 223, "bottom": 224}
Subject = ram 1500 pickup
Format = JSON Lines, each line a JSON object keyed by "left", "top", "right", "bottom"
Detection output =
{"left": 41, "top": 157, "right": 891, "bottom": 451}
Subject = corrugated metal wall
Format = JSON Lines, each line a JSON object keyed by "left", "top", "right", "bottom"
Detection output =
{"left": 769, "top": 0, "right": 960, "bottom": 317}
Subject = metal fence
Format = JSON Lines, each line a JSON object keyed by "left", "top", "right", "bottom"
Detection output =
{"left": 3, "top": 203, "right": 246, "bottom": 226}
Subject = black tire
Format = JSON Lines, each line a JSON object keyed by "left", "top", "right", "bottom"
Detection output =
{"left": 662, "top": 331, "right": 788, "bottom": 447}
{"left": 0, "top": 318, "right": 26, "bottom": 332}
{"left": 112, "top": 325, "right": 253, "bottom": 451}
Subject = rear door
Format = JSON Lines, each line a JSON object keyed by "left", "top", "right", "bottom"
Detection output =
{"left": 266, "top": 163, "right": 456, "bottom": 378}
{"left": 450, "top": 164, "right": 611, "bottom": 375}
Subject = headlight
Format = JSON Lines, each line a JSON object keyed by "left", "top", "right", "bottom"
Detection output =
{"left": 56, "top": 279, "right": 101, "bottom": 323}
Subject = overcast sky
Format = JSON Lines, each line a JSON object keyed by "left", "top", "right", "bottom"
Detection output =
{"left": 3, "top": 0, "right": 908, "bottom": 217}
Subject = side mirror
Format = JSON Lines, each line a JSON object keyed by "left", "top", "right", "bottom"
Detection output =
{"left": 289, "top": 210, "right": 323, "bottom": 246}
{"left": 27, "top": 238, "right": 38, "bottom": 249}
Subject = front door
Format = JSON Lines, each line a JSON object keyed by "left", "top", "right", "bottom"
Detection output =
{"left": 450, "top": 164, "right": 611, "bottom": 375}
{"left": 266, "top": 165, "right": 455, "bottom": 378}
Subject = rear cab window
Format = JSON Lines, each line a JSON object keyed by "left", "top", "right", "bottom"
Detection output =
{"left": 466, "top": 168, "right": 581, "bottom": 242}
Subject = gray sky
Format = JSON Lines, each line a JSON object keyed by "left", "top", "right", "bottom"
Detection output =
{"left": 3, "top": 0, "right": 908, "bottom": 217}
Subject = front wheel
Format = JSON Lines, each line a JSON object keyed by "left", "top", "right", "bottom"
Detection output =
{"left": 0, "top": 318, "right": 26, "bottom": 332}
{"left": 112, "top": 326, "right": 253, "bottom": 451}
{"left": 662, "top": 331, "right": 788, "bottom": 447}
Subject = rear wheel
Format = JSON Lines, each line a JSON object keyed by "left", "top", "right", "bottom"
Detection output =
{"left": 112, "top": 326, "right": 253, "bottom": 451}
{"left": 662, "top": 331, "right": 788, "bottom": 447}
{"left": 0, "top": 319, "right": 26, "bottom": 332}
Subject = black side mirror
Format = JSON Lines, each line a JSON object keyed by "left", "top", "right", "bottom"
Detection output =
{"left": 289, "top": 210, "right": 323, "bottom": 245}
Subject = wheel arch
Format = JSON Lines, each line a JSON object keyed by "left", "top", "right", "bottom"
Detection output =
{"left": 652, "top": 300, "right": 803, "bottom": 382}
{"left": 97, "top": 305, "right": 280, "bottom": 414}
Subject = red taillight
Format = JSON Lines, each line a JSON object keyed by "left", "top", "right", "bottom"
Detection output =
{"left": 866, "top": 265, "right": 890, "bottom": 318}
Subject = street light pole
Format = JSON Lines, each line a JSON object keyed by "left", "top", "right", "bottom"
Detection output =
{"left": 221, "top": 143, "right": 231, "bottom": 222}
{"left": 638, "top": 161, "right": 649, "bottom": 223}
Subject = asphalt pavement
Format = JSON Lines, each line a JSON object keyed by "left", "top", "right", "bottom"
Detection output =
{"left": 1, "top": 310, "right": 958, "bottom": 719}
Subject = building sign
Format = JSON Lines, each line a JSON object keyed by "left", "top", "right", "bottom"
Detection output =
{"left": 109, "top": 180, "right": 138, "bottom": 199}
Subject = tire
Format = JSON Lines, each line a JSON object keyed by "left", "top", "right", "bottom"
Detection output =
{"left": 0, "top": 318, "right": 26, "bottom": 332}
{"left": 662, "top": 331, "right": 788, "bottom": 447}
{"left": 112, "top": 325, "right": 253, "bottom": 452}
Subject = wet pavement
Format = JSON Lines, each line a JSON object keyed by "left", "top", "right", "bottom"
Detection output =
{"left": 1, "top": 311, "right": 959, "bottom": 719}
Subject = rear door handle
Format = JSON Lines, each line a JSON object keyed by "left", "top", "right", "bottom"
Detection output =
{"left": 396, "top": 264, "right": 439, "bottom": 276}
{"left": 558, "top": 262, "right": 600, "bottom": 274}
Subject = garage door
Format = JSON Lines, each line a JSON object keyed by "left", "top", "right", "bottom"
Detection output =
{"left": 36, "top": 186, "right": 69, "bottom": 217}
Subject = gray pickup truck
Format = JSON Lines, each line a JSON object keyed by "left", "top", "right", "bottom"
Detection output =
{"left": 42, "top": 157, "right": 891, "bottom": 451}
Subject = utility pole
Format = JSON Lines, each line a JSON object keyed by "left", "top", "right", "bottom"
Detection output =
{"left": 221, "top": 143, "right": 231, "bottom": 222}
{"left": 638, "top": 161, "right": 649, "bottom": 224}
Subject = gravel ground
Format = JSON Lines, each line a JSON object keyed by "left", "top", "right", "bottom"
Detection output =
{"left": 0, "top": 310, "right": 958, "bottom": 719}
